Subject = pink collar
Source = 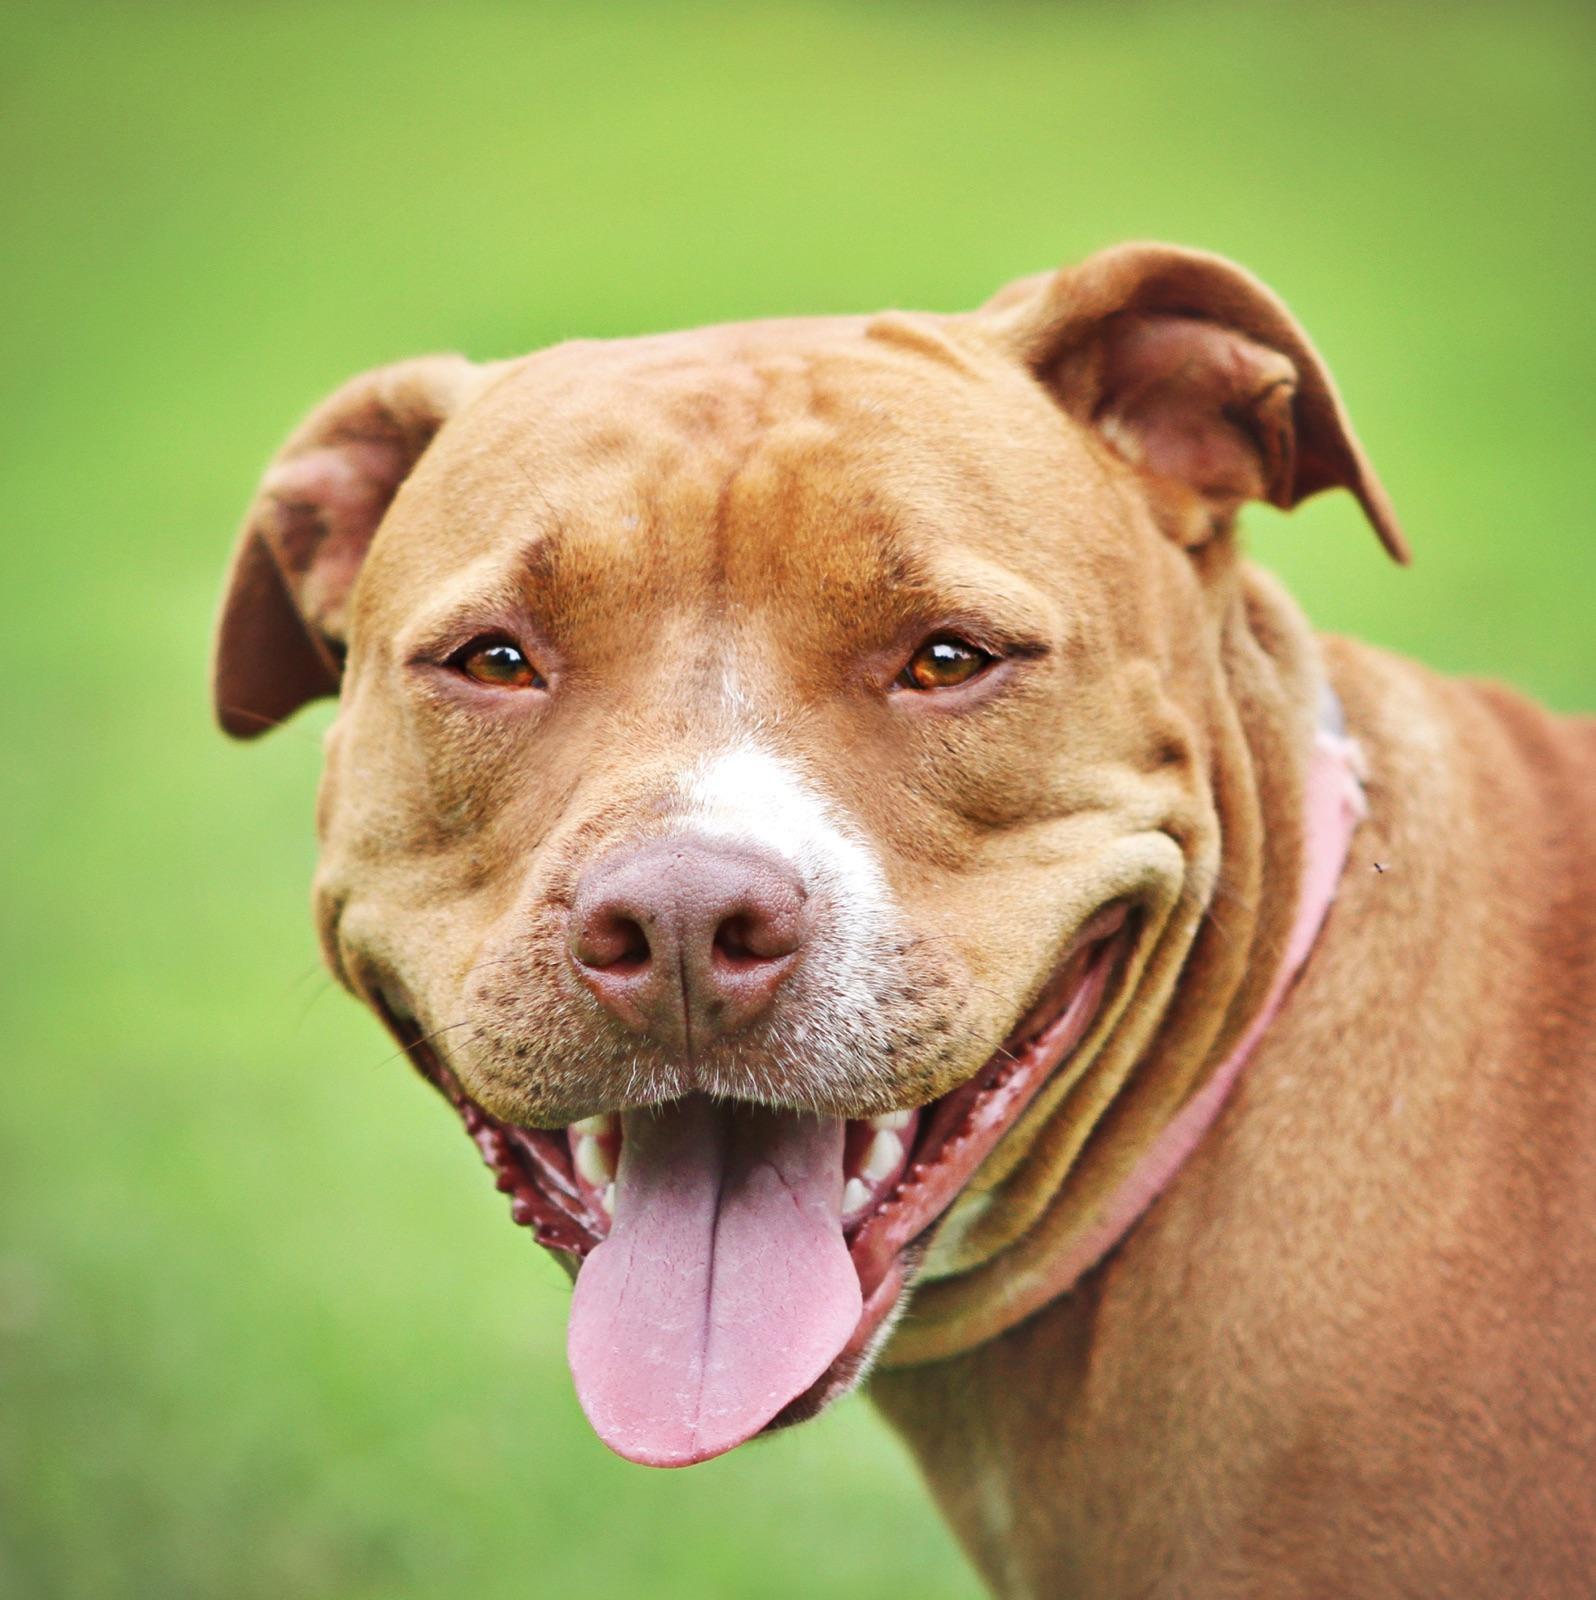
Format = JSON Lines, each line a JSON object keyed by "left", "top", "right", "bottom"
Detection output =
{"left": 1032, "top": 693, "right": 1368, "bottom": 1301}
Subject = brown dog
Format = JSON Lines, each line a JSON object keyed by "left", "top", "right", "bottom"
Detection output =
{"left": 213, "top": 244, "right": 1596, "bottom": 1597}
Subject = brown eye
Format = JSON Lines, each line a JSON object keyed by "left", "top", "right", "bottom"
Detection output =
{"left": 898, "top": 635, "right": 994, "bottom": 691}
{"left": 453, "top": 637, "right": 544, "bottom": 689}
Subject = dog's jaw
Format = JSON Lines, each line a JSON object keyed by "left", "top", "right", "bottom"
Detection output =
{"left": 389, "top": 906, "right": 1132, "bottom": 1460}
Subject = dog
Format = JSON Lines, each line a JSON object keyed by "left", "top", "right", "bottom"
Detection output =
{"left": 213, "top": 244, "right": 1595, "bottom": 1597}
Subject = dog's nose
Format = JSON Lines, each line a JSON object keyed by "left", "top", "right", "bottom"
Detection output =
{"left": 568, "top": 836, "right": 809, "bottom": 1050}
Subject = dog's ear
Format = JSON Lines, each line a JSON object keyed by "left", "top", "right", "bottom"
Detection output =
{"left": 978, "top": 243, "right": 1407, "bottom": 562}
{"left": 213, "top": 354, "right": 498, "bottom": 739}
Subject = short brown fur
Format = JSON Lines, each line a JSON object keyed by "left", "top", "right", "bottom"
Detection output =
{"left": 214, "top": 245, "right": 1595, "bottom": 1597}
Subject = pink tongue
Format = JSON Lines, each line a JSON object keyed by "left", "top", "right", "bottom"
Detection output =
{"left": 567, "top": 1096, "right": 861, "bottom": 1467}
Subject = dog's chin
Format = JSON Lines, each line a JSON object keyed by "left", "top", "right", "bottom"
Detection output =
{"left": 381, "top": 901, "right": 1135, "bottom": 1458}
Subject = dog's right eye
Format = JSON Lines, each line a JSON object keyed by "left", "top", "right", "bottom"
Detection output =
{"left": 897, "top": 635, "right": 995, "bottom": 692}
{"left": 449, "top": 637, "right": 545, "bottom": 689}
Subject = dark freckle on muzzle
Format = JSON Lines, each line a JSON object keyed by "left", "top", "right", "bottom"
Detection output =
{"left": 566, "top": 832, "right": 811, "bottom": 1053}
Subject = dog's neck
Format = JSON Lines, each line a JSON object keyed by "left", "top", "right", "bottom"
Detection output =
{"left": 880, "top": 567, "right": 1362, "bottom": 1363}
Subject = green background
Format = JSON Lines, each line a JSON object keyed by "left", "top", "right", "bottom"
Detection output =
{"left": 4, "top": 4, "right": 1592, "bottom": 1596}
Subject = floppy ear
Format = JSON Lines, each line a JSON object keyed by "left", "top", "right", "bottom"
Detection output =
{"left": 213, "top": 353, "right": 496, "bottom": 739}
{"left": 977, "top": 243, "right": 1407, "bottom": 562}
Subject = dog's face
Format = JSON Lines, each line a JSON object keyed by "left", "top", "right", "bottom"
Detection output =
{"left": 320, "top": 321, "right": 1198, "bottom": 1124}
{"left": 216, "top": 245, "right": 1399, "bottom": 1466}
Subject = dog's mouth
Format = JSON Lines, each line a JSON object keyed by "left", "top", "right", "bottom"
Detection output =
{"left": 391, "top": 903, "right": 1131, "bottom": 1467}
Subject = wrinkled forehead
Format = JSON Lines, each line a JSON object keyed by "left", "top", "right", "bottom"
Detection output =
{"left": 356, "top": 316, "right": 1108, "bottom": 653}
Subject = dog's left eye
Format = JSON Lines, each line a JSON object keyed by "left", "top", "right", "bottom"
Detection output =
{"left": 450, "top": 637, "right": 545, "bottom": 689}
{"left": 897, "top": 635, "right": 995, "bottom": 691}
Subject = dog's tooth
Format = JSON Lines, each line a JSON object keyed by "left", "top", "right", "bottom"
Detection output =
{"left": 868, "top": 1110, "right": 913, "bottom": 1132}
{"left": 600, "top": 1182, "right": 615, "bottom": 1217}
{"left": 841, "top": 1177, "right": 872, "bottom": 1217}
{"left": 570, "top": 1113, "right": 616, "bottom": 1139}
{"left": 573, "top": 1134, "right": 613, "bottom": 1187}
{"left": 861, "top": 1129, "right": 903, "bottom": 1183}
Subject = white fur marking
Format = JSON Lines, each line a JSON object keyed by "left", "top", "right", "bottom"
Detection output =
{"left": 680, "top": 743, "right": 903, "bottom": 1103}
{"left": 685, "top": 744, "right": 893, "bottom": 923}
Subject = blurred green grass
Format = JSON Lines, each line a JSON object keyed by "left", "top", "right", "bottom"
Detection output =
{"left": 2, "top": 2, "right": 1591, "bottom": 1595}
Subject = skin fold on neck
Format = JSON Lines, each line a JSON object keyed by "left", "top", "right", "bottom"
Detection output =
{"left": 876, "top": 556, "right": 1325, "bottom": 1368}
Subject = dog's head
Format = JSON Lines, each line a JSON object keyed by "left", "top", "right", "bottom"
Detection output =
{"left": 215, "top": 244, "right": 1400, "bottom": 1465}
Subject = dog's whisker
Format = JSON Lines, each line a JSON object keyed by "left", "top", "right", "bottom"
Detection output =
{"left": 292, "top": 976, "right": 338, "bottom": 1032}
{"left": 367, "top": 1018, "right": 478, "bottom": 1075}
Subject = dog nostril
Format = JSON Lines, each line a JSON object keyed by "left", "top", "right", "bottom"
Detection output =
{"left": 575, "top": 910, "right": 651, "bottom": 974}
{"left": 713, "top": 915, "right": 759, "bottom": 967}
{"left": 712, "top": 910, "right": 799, "bottom": 968}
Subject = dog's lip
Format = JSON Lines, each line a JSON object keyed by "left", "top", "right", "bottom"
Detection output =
{"left": 392, "top": 901, "right": 1133, "bottom": 1422}
{"left": 812, "top": 902, "right": 1131, "bottom": 1384}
